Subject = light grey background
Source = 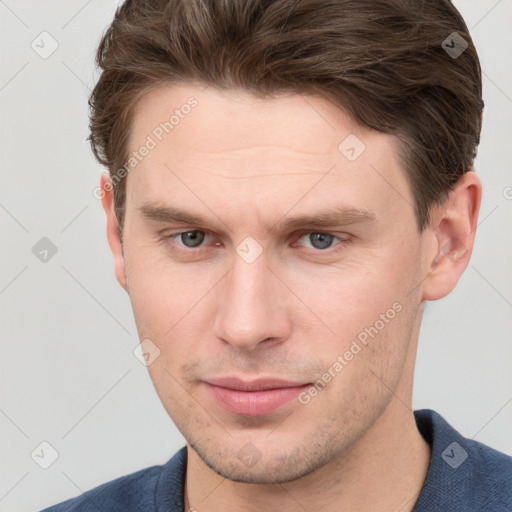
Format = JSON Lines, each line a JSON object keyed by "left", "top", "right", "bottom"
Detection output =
{"left": 1, "top": 1, "right": 511, "bottom": 511}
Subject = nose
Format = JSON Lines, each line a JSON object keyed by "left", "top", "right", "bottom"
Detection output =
{"left": 213, "top": 251, "right": 292, "bottom": 352}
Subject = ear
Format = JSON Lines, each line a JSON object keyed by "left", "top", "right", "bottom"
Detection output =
{"left": 421, "top": 171, "right": 482, "bottom": 301}
{"left": 100, "top": 173, "right": 129, "bottom": 293}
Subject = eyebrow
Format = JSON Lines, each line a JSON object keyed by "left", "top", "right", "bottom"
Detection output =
{"left": 138, "top": 202, "right": 376, "bottom": 234}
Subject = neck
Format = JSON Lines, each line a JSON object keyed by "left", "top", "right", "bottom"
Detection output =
{"left": 184, "top": 400, "right": 430, "bottom": 512}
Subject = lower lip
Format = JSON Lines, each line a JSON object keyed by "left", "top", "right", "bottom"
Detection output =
{"left": 204, "top": 383, "right": 310, "bottom": 416}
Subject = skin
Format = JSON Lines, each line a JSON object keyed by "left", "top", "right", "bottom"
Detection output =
{"left": 101, "top": 84, "right": 481, "bottom": 512}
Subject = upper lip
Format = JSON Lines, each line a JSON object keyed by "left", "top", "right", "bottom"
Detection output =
{"left": 205, "top": 377, "right": 309, "bottom": 392}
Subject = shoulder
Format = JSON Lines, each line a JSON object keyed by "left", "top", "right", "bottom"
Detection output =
{"left": 466, "top": 435, "right": 512, "bottom": 509}
{"left": 39, "top": 465, "right": 162, "bottom": 512}
{"left": 39, "top": 447, "right": 187, "bottom": 512}
{"left": 414, "top": 409, "right": 512, "bottom": 512}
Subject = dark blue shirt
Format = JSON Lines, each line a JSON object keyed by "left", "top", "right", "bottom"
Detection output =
{"left": 40, "top": 409, "right": 512, "bottom": 511}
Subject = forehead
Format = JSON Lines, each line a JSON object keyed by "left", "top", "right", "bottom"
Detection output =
{"left": 130, "top": 84, "right": 393, "bottom": 157}
{"left": 125, "top": 84, "right": 414, "bottom": 227}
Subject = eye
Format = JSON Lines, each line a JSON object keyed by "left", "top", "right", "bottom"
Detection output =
{"left": 304, "top": 233, "right": 334, "bottom": 250}
{"left": 294, "top": 232, "right": 348, "bottom": 251}
{"left": 168, "top": 230, "right": 208, "bottom": 248}
{"left": 162, "top": 230, "right": 349, "bottom": 256}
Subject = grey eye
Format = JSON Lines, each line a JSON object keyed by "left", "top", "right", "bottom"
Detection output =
{"left": 180, "top": 231, "right": 205, "bottom": 247}
{"left": 308, "top": 233, "right": 334, "bottom": 250}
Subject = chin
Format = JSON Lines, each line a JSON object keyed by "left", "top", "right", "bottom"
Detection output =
{"left": 189, "top": 439, "right": 333, "bottom": 485}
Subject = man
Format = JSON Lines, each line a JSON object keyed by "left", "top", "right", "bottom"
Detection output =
{"left": 42, "top": 0, "right": 512, "bottom": 511}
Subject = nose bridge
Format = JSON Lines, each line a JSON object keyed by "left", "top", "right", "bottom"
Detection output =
{"left": 214, "top": 248, "right": 288, "bottom": 351}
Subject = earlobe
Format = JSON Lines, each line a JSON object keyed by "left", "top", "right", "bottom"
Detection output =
{"left": 421, "top": 171, "right": 482, "bottom": 301}
{"left": 100, "top": 173, "right": 129, "bottom": 293}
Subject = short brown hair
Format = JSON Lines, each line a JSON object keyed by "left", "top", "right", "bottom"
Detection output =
{"left": 88, "top": 0, "right": 483, "bottom": 234}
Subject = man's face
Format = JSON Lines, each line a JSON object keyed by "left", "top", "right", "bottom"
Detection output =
{"left": 119, "top": 84, "right": 429, "bottom": 483}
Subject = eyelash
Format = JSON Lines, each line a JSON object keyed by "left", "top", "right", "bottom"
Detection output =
{"left": 161, "top": 229, "right": 351, "bottom": 255}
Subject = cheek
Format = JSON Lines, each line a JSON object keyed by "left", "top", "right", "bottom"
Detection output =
{"left": 292, "top": 257, "right": 412, "bottom": 343}
{"left": 292, "top": 245, "right": 418, "bottom": 396}
{"left": 124, "top": 246, "right": 223, "bottom": 391}
{"left": 124, "top": 241, "right": 214, "bottom": 335}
